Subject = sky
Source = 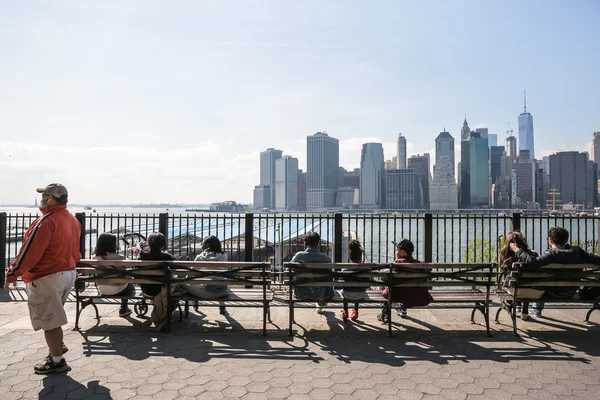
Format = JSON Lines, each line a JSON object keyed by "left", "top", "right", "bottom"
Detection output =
{"left": 0, "top": 0, "right": 598, "bottom": 205}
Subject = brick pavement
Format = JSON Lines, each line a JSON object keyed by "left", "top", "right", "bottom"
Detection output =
{"left": 1, "top": 289, "right": 600, "bottom": 400}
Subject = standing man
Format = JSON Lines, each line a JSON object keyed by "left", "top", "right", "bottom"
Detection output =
{"left": 3, "top": 184, "right": 81, "bottom": 374}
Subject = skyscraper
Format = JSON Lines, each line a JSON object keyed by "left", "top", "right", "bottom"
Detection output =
{"left": 518, "top": 91, "right": 535, "bottom": 159}
{"left": 385, "top": 169, "right": 422, "bottom": 210}
{"left": 489, "top": 146, "right": 505, "bottom": 185}
{"left": 592, "top": 132, "right": 600, "bottom": 170}
{"left": 460, "top": 132, "right": 489, "bottom": 208}
{"left": 506, "top": 136, "right": 517, "bottom": 158}
{"left": 306, "top": 132, "right": 340, "bottom": 209}
{"left": 430, "top": 156, "right": 458, "bottom": 210}
{"left": 461, "top": 119, "right": 471, "bottom": 140}
{"left": 549, "top": 151, "right": 596, "bottom": 209}
{"left": 435, "top": 130, "right": 455, "bottom": 177}
{"left": 360, "top": 143, "right": 385, "bottom": 208}
{"left": 396, "top": 134, "right": 407, "bottom": 169}
{"left": 259, "top": 148, "right": 282, "bottom": 207}
{"left": 475, "top": 127, "right": 488, "bottom": 139}
{"left": 488, "top": 134, "right": 498, "bottom": 147}
{"left": 408, "top": 155, "right": 431, "bottom": 209}
{"left": 275, "top": 156, "right": 299, "bottom": 211}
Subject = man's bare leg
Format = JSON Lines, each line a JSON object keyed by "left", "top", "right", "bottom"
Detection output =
{"left": 44, "top": 327, "right": 63, "bottom": 357}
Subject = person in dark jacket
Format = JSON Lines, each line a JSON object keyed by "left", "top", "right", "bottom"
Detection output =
{"left": 378, "top": 239, "right": 432, "bottom": 322}
{"left": 509, "top": 227, "right": 600, "bottom": 316}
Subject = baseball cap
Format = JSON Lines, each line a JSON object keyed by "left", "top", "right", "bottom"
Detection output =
{"left": 36, "top": 183, "right": 68, "bottom": 198}
{"left": 392, "top": 238, "right": 414, "bottom": 253}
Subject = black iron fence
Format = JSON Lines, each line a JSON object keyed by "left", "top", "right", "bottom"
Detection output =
{"left": 2, "top": 212, "right": 599, "bottom": 285}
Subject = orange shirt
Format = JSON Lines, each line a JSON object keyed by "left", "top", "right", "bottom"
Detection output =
{"left": 6, "top": 205, "right": 81, "bottom": 283}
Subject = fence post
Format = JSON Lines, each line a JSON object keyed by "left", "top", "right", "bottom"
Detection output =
{"left": 424, "top": 213, "right": 433, "bottom": 262}
{"left": 244, "top": 213, "right": 254, "bottom": 262}
{"left": 334, "top": 213, "right": 343, "bottom": 263}
{"left": 75, "top": 212, "right": 86, "bottom": 259}
{"left": 158, "top": 213, "right": 168, "bottom": 237}
{"left": 511, "top": 212, "right": 521, "bottom": 232}
{"left": 0, "top": 212, "right": 6, "bottom": 286}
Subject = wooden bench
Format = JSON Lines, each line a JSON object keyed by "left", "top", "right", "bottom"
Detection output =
{"left": 75, "top": 260, "right": 273, "bottom": 335}
{"left": 495, "top": 263, "right": 600, "bottom": 336}
{"left": 285, "top": 262, "right": 495, "bottom": 337}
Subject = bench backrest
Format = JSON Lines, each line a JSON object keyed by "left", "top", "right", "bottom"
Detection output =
{"left": 284, "top": 262, "right": 495, "bottom": 288}
{"left": 508, "top": 263, "right": 600, "bottom": 287}
{"left": 76, "top": 260, "right": 271, "bottom": 287}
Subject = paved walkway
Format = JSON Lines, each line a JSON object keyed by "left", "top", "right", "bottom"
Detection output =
{"left": 1, "top": 289, "right": 600, "bottom": 399}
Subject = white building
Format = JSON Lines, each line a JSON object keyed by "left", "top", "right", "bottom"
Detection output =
{"left": 275, "top": 156, "right": 299, "bottom": 211}
{"left": 430, "top": 156, "right": 458, "bottom": 210}
{"left": 360, "top": 143, "right": 385, "bottom": 208}
{"left": 336, "top": 187, "right": 358, "bottom": 208}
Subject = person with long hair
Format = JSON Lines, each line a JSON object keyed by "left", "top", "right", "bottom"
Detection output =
{"left": 338, "top": 239, "right": 367, "bottom": 321}
{"left": 499, "top": 230, "right": 538, "bottom": 320}
{"left": 138, "top": 232, "right": 176, "bottom": 297}
{"left": 94, "top": 233, "right": 135, "bottom": 317}
{"left": 181, "top": 235, "right": 230, "bottom": 315}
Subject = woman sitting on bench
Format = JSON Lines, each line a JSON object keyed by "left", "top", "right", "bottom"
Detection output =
{"left": 94, "top": 233, "right": 135, "bottom": 317}
{"left": 339, "top": 239, "right": 367, "bottom": 322}
{"left": 181, "top": 235, "right": 230, "bottom": 315}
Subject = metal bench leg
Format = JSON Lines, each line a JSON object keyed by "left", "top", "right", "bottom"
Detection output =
{"left": 288, "top": 302, "right": 294, "bottom": 337}
{"left": 74, "top": 298, "right": 81, "bottom": 331}
{"left": 494, "top": 306, "right": 503, "bottom": 323}
{"left": 585, "top": 302, "right": 600, "bottom": 323}
{"left": 178, "top": 303, "right": 183, "bottom": 322}
{"left": 262, "top": 301, "right": 267, "bottom": 336}
{"left": 184, "top": 300, "right": 189, "bottom": 318}
{"left": 267, "top": 305, "right": 272, "bottom": 323}
{"left": 484, "top": 302, "right": 491, "bottom": 337}
{"left": 470, "top": 303, "right": 479, "bottom": 323}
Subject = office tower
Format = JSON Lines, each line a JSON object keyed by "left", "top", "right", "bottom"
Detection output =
{"left": 592, "top": 132, "right": 600, "bottom": 171}
{"left": 475, "top": 127, "right": 488, "bottom": 139}
{"left": 359, "top": 143, "right": 385, "bottom": 208}
{"left": 397, "top": 134, "right": 407, "bottom": 169}
{"left": 435, "top": 130, "right": 455, "bottom": 177}
{"left": 253, "top": 185, "right": 271, "bottom": 210}
{"left": 488, "top": 134, "right": 498, "bottom": 147}
{"left": 408, "top": 155, "right": 431, "bottom": 209}
{"left": 518, "top": 91, "right": 535, "bottom": 159}
{"left": 549, "top": 151, "right": 596, "bottom": 209}
{"left": 306, "top": 132, "right": 340, "bottom": 209}
{"left": 510, "top": 151, "right": 537, "bottom": 207}
{"left": 258, "top": 148, "right": 283, "bottom": 208}
{"left": 343, "top": 168, "right": 360, "bottom": 189}
{"left": 461, "top": 119, "right": 471, "bottom": 140}
{"left": 430, "top": 156, "right": 458, "bottom": 210}
{"left": 490, "top": 146, "right": 505, "bottom": 185}
{"left": 336, "top": 187, "right": 358, "bottom": 208}
{"left": 275, "top": 156, "right": 299, "bottom": 210}
{"left": 506, "top": 136, "right": 517, "bottom": 158}
{"left": 460, "top": 132, "right": 489, "bottom": 208}
{"left": 385, "top": 169, "right": 422, "bottom": 210}
{"left": 297, "top": 170, "right": 307, "bottom": 211}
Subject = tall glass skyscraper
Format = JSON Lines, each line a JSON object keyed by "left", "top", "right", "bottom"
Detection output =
{"left": 435, "top": 130, "right": 455, "bottom": 177}
{"left": 306, "top": 132, "right": 339, "bottom": 209}
{"left": 518, "top": 91, "right": 535, "bottom": 159}
{"left": 359, "top": 143, "right": 385, "bottom": 208}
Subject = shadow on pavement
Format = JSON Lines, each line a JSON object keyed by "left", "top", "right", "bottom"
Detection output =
{"left": 40, "top": 376, "right": 112, "bottom": 399}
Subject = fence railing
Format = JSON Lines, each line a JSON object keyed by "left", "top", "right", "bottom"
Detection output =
{"left": 2, "top": 212, "right": 599, "bottom": 285}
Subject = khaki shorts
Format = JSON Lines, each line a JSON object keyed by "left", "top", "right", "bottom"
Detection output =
{"left": 26, "top": 270, "right": 76, "bottom": 331}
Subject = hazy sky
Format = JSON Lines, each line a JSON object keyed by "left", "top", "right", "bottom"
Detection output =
{"left": 0, "top": 0, "right": 598, "bottom": 205}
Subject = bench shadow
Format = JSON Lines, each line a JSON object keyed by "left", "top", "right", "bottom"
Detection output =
{"left": 39, "top": 376, "right": 112, "bottom": 399}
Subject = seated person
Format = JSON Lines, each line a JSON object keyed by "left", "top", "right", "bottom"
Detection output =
{"left": 379, "top": 239, "right": 432, "bottom": 320}
{"left": 510, "top": 227, "right": 600, "bottom": 316}
{"left": 499, "top": 231, "right": 539, "bottom": 320}
{"left": 180, "top": 235, "right": 230, "bottom": 314}
{"left": 290, "top": 232, "right": 335, "bottom": 314}
{"left": 94, "top": 233, "right": 135, "bottom": 317}
{"left": 338, "top": 239, "right": 367, "bottom": 322}
{"left": 137, "top": 232, "right": 176, "bottom": 297}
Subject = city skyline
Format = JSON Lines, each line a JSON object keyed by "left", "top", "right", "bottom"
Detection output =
{"left": 0, "top": 1, "right": 598, "bottom": 204}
